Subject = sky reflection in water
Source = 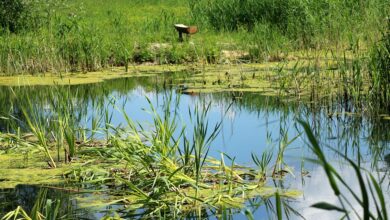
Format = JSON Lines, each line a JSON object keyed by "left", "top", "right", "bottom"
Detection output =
{"left": 0, "top": 78, "right": 389, "bottom": 219}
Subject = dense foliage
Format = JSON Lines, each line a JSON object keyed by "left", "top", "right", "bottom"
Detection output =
{"left": 189, "top": 0, "right": 386, "bottom": 46}
{"left": 370, "top": 19, "right": 390, "bottom": 110}
{"left": 0, "top": 0, "right": 388, "bottom": 74}
{"left": 0, "top": 0, "right": 25, "bottom": 32}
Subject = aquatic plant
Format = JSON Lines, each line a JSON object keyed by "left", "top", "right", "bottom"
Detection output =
{"left": 0, "top": 69, "right": 389, "bottom": 219}
{"left": 21, "top": 98, "right": 57, "bottom": 168}
{"left": 299, "top": 120, "right": 388, "bottom": 220}
{"left": 2, "top": 85, "right": 97, "bottom": 167}
{"left": 370, "top": 18, "right": 390, "bottom": 111}
{"left": 272, "top": 128, "right": 299, "bottom": 178}
{"left": 53, "top": 94, "right": 300, "bottom": 218}
{"left": 251, "top": 150, "right": 273, "bottom": 184}
{"left": 1, "top": 188, "right": 66, "bottom": 220}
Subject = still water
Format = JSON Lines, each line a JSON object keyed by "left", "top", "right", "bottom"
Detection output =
{"left": 0, "top": 76, "right": 389, "bottom": 219}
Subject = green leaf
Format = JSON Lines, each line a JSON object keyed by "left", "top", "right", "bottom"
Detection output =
{"left": 298, "top": 120, "right": 340, "bottom": 196}
{"left": 275, "top": 192, "right": 282, "bottom": 220}
{"left": 311, "top": 202, "right": 346, "bottom": 212}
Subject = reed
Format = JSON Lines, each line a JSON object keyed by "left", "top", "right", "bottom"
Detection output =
{"left": 2, "top": 188, "right": 66, "bottom": 220}
{"left": 20, "top": 97, "right": 57, "bottom": 168}
{"left": 369, "top": 18, "right": 390, "bottom": 111}
{"left": 0, "top": 0, "right": 388, "bottom": 74}
{"left": 53, "top": 93, "right": 299, "bottom": 218}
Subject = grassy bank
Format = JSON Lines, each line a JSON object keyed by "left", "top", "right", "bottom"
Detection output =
{"left": 0, "top": 0, "right": 388, "bottom": 75}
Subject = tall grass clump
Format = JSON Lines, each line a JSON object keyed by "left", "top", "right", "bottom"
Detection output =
{"left": 0, "top": 0, "right": 388, "bottom": 73}
{"left": 2, "top": 188, "right": 68, "bottom": 220}
{"left": 54, "top": 15, "right": 107, "bottom": 72}
{"left": 190, "top": 0, "right": 314, "bottom": 45}
{"left": 189, "top": 0, "right": 389, "bottom": 48}
{"left": 58, "top": 94, "right": 298, "bottom": 218}
{"left": 370, "top": 18, "right": 390, "bottom": 111}
{"left": 0, "top": 0, "right": 66, "bottom": 34}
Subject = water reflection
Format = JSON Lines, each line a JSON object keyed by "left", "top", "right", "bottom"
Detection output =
{"left": 0, "top": 185, "right": 77, "bottom": 218}
{"left": 0, "top": 76, "right": 389, "bottom": 219}
{"left": 385, "top": 154, "right": 390, "bottom": 167}
{"left": 291, "top": 163, "right": 390, "bottom": 220}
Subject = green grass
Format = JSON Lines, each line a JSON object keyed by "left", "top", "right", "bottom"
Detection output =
{"left": 1, "top": 0, "right": 388, "bottom": 112}
{"left": 370, "top": 19, "right": 390, "bottom": 111}
{"left": 0, "top": 0, "right": 388, "bottom": 74}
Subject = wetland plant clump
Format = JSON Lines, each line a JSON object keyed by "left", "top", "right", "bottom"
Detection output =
{"left": 189, "top": 0, "right": 388, "bottom": 47}
{"left": 370, "top": 18, "right": 390, "bottom": 111}
{"left": 0, "top": 92, "right": 300, "bottom": 219}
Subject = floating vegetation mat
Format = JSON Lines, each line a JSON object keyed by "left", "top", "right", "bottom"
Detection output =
{"left": 0, "top": 152, "right": 67, "bottom": 189}
{"left": 0, "top": 54, "right": 372, "bottom": 104}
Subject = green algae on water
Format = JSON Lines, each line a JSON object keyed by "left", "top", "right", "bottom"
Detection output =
{"left": 0, "top": 153, "right": 68, "bottom": 189}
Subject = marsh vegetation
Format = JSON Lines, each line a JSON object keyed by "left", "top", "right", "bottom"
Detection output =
{"left": 0, "top": 0, "right": 389, "bottom": 219}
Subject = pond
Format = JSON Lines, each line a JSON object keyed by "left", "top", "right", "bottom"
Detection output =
{"left": 0, "top": 76, "right": 389, "bottom": 219}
